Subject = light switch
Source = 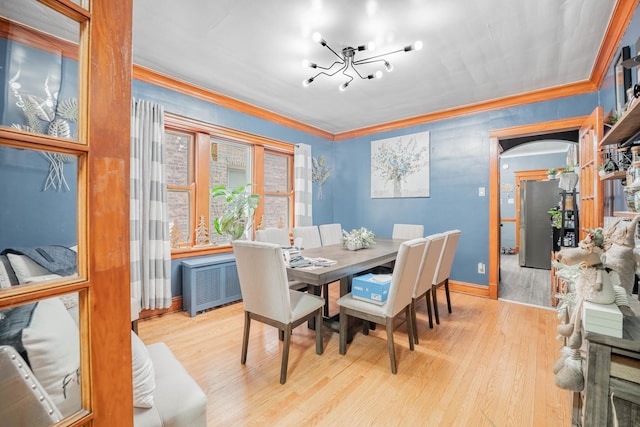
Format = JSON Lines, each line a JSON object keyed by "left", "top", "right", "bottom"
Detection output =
{"left": 479, "top": 187, "right": 485, "bottom": 197}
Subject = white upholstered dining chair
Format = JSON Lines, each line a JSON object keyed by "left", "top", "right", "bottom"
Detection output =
{"left": 292, "top": 225, "right": 322, "bottom": 249}
{"left": 392, "top": 223, "right": 424, "bottom": 239}
{"left": 232, "top": 240, "right": 325, "bottom": 384}
{"left": 432, "top": 229, "right": 461, "bottom": 325}
{"left": 337, "top": 237, "right": 426, "bottom": 374}
{"left": 255, "top": 228, "right": 307, "bottom": 291}
{"left": 255, "top": 227, "right": 291, "bottom": 247}
{"left": 410, "top": 233, "right": 446, "bottom": 342}
{"left": 319, "top": 223, "right": 343, "bottom": 246}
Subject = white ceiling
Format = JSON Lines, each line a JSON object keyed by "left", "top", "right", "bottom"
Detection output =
{"left": 5, "top": 0, "right": 620, "bottom": 135}
{"left": 131, "top": 0, "right": 618, "bottom": 134}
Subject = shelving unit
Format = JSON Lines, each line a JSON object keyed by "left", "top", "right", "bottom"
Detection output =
{"left": 599, "top": 99, "right": 640, "bottom": 147}
{"left": 558, "top": 190, "right": 579, "bottom": 248}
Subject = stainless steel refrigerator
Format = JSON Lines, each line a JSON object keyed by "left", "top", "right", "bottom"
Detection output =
{"left": 519, "top": 180, "right": 559, "bottom": 269}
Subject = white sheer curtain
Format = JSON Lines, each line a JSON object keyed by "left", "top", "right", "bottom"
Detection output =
{"left": 130, "top": 99, "right": 172, "bottom": 311}
{"left": 294, "top": 143, "right": 313, "bottom": 226}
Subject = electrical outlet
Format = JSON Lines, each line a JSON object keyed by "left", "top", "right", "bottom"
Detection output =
{"left": 478, "top": 262, "right": 485, "bottom": 274}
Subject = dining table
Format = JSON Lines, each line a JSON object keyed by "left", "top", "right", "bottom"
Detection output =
{"left": 285, "top": 238, "right": 404, "bottom": 334}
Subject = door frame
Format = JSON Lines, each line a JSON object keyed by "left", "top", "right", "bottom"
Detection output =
{"left": 489, "top": 116, "right": 588, "bottom": 299}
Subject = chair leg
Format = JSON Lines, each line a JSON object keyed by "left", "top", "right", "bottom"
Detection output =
{"left": 432, "top": 285, "right": 440, "bottom": 325}
{"left": 425, "top": 290, "right": 433, "bottom": 329}
{"left": 362, "top": 320, "right": 370, "bottom": 335}
{"left": 280, "top": 324, "right": 293, "bottom": 384}
{"left": 405, "top": 306, "right": 414, "bottom": 351}
{"left": 385, "top": 317, "right": 397, "bottom": 374}
{"left": 241, "top": 311, "right": 251, "bottom": 364}
{"left": 445, "top": 278, "right": 452, "bottom": 313}
{"left": 410, "top": 299, "right": 419, "bottom": 344}
{"left": 322, "top": 284, "right": 329, "bottom": 317}
{"left": 339, "top": 308, "right": 348, "bottom": 355}
{"left": 315, "top": 309, "right": 323, "bottom": 355}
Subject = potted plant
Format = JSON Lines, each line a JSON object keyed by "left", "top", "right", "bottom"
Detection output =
{"left": 211, "top": 184, "right": 260, "bottom": 241}
{"left": 558, "top": 166, "right": 579, "bottom": 191}
{"left": 548, "top": 207, "right": 563, "bottom": 229}
{"left": 547, "top": 168, "right": 558, "bottom": 179}
{"left": 341, "top": 227, "right": 376, "bottom": 251}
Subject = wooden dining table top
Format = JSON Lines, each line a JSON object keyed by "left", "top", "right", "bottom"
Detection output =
{"left": 285, "top": 238, "right": 403, "bottom": 287}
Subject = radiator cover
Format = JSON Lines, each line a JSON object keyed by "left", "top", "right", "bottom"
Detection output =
{"left": 181, "top": 253, "right": 241, "bottom": 317}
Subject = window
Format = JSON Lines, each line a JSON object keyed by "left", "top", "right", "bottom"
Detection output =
{"left": 164, "top": 114, "right": 294, "bottom": 255}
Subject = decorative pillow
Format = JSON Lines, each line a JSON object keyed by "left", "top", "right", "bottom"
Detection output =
{"left": 24, "top": 273, "right": 63, "bottom": 283}
{"left": 0, "top": 303, "right": 38, "bottom": 363}
{"left": 6, "top": 253, "right": 51, "bottom": 284}
{"left": 22, "top": 297, "right": 81, "bottom": 417}
{"left": 131, "top": 331, "right": 155, "bottom": 408}
{"left": 0, "top": 255, "right": 18, "bottom": 288}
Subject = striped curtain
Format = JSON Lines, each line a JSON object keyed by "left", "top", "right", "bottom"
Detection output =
{"left": 294, "top": 143, "right": 313, "bottom": 226}
{"left": 130, "top": 99, "right": 172, "bottom": 311}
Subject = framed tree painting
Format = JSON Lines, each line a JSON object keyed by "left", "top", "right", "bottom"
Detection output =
{"left": 371, "top": 130, "right": 429, "bottom": 198}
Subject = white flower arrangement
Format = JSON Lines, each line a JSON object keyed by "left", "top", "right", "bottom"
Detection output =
{"left": 341, "top": 227, "right": 375, "bottom": 250}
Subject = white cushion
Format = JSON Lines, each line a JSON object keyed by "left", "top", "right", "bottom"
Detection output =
{"left": 6, "top": 253, "right": 50, "bottom": 284}
{"left": 21, "top": 297, "right": 81, "bottom": 417}
{"left": 131, "top": 331, "right": 156, "bottom": 408}
{"left": 0, "top": 256, "right": 16, "bottom": 288}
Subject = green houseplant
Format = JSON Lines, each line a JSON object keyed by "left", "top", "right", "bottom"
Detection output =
{"left": 211, "top": 184, "right": 260, "bottom": 240}
{"left": 548, "top": 207, "right": 563, "bottom": 229}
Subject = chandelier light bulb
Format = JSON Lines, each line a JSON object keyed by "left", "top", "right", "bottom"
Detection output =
{"left": 339, "top": 81, "right": 350, "bottom": 91}
{"left": 302, "top": 59, "right": 309, "bottom": 68}
{"left": 367, "top": 41, "right": 375, "bottom": 51}
{"left": 375, "top": 70, "right": 383, "bottom": 79}
{"left": 312, "top": 32, "right": 323, "bottom": 43}
{"left": 414, "top": 40, "right": 423, "bottom": 51}
{"left": 384, "top": 61, "right": 393, "bottom": 72}
{"left": 303, "top": 77, "right": 314, "bottom": 87}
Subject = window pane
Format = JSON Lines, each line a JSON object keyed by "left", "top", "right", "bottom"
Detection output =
{"left": 168, "top": 190, "right": 191, "bottom": 248}
{"left": 262, "top": 195, "right": 290, "bottom": 229}
{"left": 264, "top": 152, "right": 289, "bottom": 192}
{"left": 209, "top": 140, "right": 251, "bottom": 245}
{"left": 165, "top": 131, "right": 191, "bottom": 186}
{"left": 0, "top": 145, "right": 79, "bottom": 288}
{"left": 0, "top": 292, "right": 83, "bottom": 422}
{"left": 1, "top": 0, "right": 81, "bottom": 142}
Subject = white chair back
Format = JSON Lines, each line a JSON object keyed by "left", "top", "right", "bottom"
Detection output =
{"left": 292, "top": 226, "right": 322, "bottom": 249}
{"left": 255, "top": 228, "right": 291, "bottom": 247}
{"left": 392, "top": 224, "right": 424, "bottom": 240}
{"left": 414, "top": 233, "right": 446, "bottom": 299}
{"left": 433, "top": 230, "right": 461, "bottom": 285}
{"left": 319, "top": 223, "right": 342, "bottom": 246}
{"left": 384, "top": 237, "right": 427, "bottom": 317}
{"left": 232, "top": 240, "right": 292, "bottom": 323}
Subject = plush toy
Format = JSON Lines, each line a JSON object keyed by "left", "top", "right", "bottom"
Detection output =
{"left": 552, "top": 218, "right": 640, "bottom": 393}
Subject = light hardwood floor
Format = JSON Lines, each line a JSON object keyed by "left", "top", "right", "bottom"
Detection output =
{"left": 138, "top": 290, "right": 571, "bottom": 426}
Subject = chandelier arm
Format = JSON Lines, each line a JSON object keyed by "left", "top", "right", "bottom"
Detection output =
{"left": 323, "top": 43, "right": 347, "bottom": 61}
{"left": 313, "top": 60, "right": 344, "bottom": 71}
{"left": 340, "top": 58, "right": 354, "bottom": 82}
{"left": 309, "top": 67, "right": 346, "bottom": 81}
{"left": 353, "top": 58, "right": 387, "bottom": 67}
{"left": 353, "top": 48, "right": 406, "bottom": 64}
{"left": 350, "top": 64, "right": 370, "bottom": 80}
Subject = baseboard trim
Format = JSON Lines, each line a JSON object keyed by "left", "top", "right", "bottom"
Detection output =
{"left": 450, "top": 281, "right": 490, "bottom": 298}
{"left": 139, "top": 296, "right": 183, "bottom": 320}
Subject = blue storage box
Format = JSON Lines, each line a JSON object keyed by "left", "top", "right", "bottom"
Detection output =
{"left": 352, "top": 273, "right": 392, "bottom": 304}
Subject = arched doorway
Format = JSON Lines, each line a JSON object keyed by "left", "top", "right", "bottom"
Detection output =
{"left": 488, "top": 116, "right": 589, "bottom": 302}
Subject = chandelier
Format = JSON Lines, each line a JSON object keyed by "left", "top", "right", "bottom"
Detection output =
{"left": 302, "top": 32, "right": 423, "bottom": 91}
